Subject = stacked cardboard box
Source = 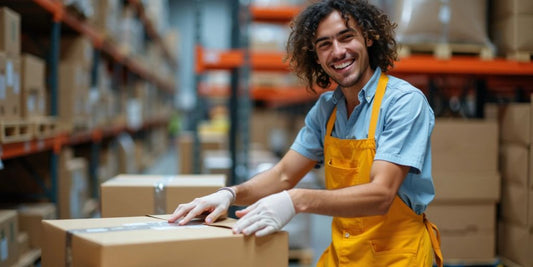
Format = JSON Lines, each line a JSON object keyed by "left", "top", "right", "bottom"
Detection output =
{"left": 497, "top": 100, "right": 533, "bottom": 267}
{"left": 0, "top": 7, "right": 21, "bottom": 122}
{"left": 100, "top": 174, "right": 226, "bottom": 217}
{"left": 491, "top": 0, "right": 533, "bottom": 60}
{"left": 58, "top": 36, "right": 92, "bottom": 132}
{"left": 427, "top": 119, "right": 500, "bottom": 260}
{"left": 20, "top": 53, "right": 46, "bottom": 119}
{"left": 41, "top": 215, "right": 288, "bottom": 267}
{"left": 58, "top": 148, "right": 92, "bottom": 219}
{"left": 0, "top": 210, "right": 19, "bottom": 267}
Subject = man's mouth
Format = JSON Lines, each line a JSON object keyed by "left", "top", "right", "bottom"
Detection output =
{"left": 332, "top": 59, "right": 354, "bottom": 70}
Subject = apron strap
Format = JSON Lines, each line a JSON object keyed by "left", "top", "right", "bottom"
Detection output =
{"left": 423, "top": 213, "right": 444, "bottom": 267}
{"left": 326, "top": 107, "right": 337, "bottom": 137}
{"left": 368, "top": 73, "right": 388, "bottom": 139}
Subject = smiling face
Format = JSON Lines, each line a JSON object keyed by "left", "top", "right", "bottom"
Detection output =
{"left": 314, "top": 10, "right": 374, "bottom": 91}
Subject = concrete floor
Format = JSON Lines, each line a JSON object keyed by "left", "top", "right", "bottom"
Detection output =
{"left": 144, "top": 147, "right": 332, "bottom": 266}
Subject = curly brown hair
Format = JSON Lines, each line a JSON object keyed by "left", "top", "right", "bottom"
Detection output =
{"left": 286, "top": 0, "right": 397, "bottom": 94}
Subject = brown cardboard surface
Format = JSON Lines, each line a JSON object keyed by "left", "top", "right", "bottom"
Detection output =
{"left": 432, "top": 171, "right": 500, "bottom": 202}
{"left": 0, "top": 54, "right": 21, "bottom": 121}
{"left": 0, "top": 8, "right": 20, "bottom": 57}
{"left": 20, "top": 54, "right": 46, "bottom": 118}
{"left": 499, "top": 103, "right": 530, "bottom": 145}
{"left": 58, "top": 62, "right": 90, "bottom": 123}
{"left": 501, "top": 181, "right": 531, "bottom": 227}
{"left": 0, "top": 210, "right": 18, "bottom": 267}
{"left": 41, "top": 216, "right": 288, "bottom": 267}
{"left": 177, "top": 131, "right": 193, "bottom": 174}
{"left": 58, "top": 152, "right": 89, "bottom": 219}
{"left": 60, "top": 37, "right": 92, "bottom": 69}
{"left": 17, "top": 203, "right": 56, "bottom": 249}
{"left": 432, "top": 119, "right": 498, "bottom": 173}
{"left": 100, "top": 174, "right": 226, "bottom": 217}
{"left": 492, "top": 15, "right": 533, "bottom": 53}
{"left": 493, "top": 0, "right": 533, "bottom": 18}
{"left": 426, "top": 203, "right": 496, "bottom": 259}
{"left": 500, "top": 143, "right": 529, "bottom": 186}
{"left": 498, "top": 221, "right": 533, "bottom": 267}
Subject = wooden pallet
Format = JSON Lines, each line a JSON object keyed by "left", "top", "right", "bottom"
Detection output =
{"left": 399, "top": 42, "right": 494, "bottom": 60}
{"left": 0, "top": 120, "right": 33, "bottom": 144}
{"left": 31, "top": 117, "right": 58, "bottom": 138}
{"left": 289, "top": 248, "right": 314, "bottom": 266}
{"left": 506, "top": 51, "right": 533, "bottom": 62}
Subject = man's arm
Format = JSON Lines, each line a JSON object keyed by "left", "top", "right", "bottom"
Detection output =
{"left": 289, "top": 160, "right": 409, "bottom": 217}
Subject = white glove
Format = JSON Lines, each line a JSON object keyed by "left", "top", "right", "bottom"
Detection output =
{"left": 168, "top": 188, "right": 234, "bottom": 225}
{"left": 233, "top": 190, "right": 295, "bottom": 237}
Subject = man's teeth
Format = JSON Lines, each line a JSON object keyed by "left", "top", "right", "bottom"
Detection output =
{"left": 333, "top": 61, "right": 351, "bottom": 69}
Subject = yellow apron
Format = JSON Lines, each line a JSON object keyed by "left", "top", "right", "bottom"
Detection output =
{"left": 317, "top": 73, "right": 443, "bottom": 267}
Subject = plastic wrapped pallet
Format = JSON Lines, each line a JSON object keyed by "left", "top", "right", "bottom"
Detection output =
{"left": 392, "top": 0, "right": 491, "bottom": 47}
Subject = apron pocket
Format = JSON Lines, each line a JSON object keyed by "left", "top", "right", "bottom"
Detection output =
{"left": 369, "top": 234, "right": 422, "bottom": 267}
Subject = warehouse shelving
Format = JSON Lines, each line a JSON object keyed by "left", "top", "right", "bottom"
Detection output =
{"left": 0, "top": 0, "right": 177, "bottom": 205}
{"left": 197, "top": 5, "right": 533, "bottom": 106}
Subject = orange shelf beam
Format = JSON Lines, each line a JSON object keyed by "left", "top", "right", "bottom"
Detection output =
{"left": 250, "top": 5, "right": 301, "bottom": 23}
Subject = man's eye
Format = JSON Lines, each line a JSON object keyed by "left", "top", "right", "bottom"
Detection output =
{"left": 340, "top": 34, "right": 354, "bottom": 41}
{"left": 317, "top": 42, "right": 330, "bottom": 49}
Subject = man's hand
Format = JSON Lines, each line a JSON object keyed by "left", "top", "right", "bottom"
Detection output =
{"left": 233, "top": 190, "right": 295, "bottom": 237}
{"left": 168, "top": 189, "right": 234, "bottom": 225}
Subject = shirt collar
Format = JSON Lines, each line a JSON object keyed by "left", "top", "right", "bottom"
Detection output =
{"left": 330, "top": 67, "right": 382, "bottom": 105}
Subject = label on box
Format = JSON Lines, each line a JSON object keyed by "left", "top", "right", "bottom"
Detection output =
{"left": 27, "top": 95, "right": 36, "bottom": 112}
{"left": 13, "top": 72, "right": 19, "bottom": 95}
{"left": 0, "top": 75, "right": 5, "bottom": 100}
{"left": 0, "top": 235, "right": 7, "bottom": 261}
{"left": 6, "top": 61, "right": 13, "bottom": 87}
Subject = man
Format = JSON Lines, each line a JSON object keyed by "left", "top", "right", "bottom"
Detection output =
{"left": 169, "top": 0, "right": 443, "bottom": 265}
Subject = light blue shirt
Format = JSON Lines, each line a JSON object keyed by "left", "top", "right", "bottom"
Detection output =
{"left": 291, "top": 68, "right": 435, "bottom": 214}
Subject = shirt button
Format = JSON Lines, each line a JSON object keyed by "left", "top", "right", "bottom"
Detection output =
{"left": 366, "top": 96, "right": 371, "bottom": 101}
{"left": 344, "top": 232, "right": 350, "bottom": 238}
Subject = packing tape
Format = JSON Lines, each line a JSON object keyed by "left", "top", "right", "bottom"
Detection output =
{"left": 153, "top": 176, "right": 175, "bottom": 214}
{"left": 65, "top": 221, "right": 206, "bottom": 266}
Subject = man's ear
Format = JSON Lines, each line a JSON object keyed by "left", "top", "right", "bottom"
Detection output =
{"left": 366, "top": 38, "right": 373, "bottom": 47}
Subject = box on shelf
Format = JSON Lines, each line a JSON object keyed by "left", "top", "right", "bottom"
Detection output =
{"left": 100, "top": 174, "right": 226, "bottom": 217}
{"left": 431, "top": 119, "right": 498, "bottom": 173}
{"left": 492, "top": 15, "right": 533, "bottom": 57}
{"left": 57, "top": 62, "right": 90, "bottom": 130}
{"left": 0, "top": 210, "right": 19, "bottom": 267}
{"left": 500, "top": 143, "right": 529, "bottom": 187}
{"left": 0, "top": 53, "right": 21, "bottom": 121}
{"left": 58, "top": 148, "right": 91, "bottom": 219}
{"left": 20, "top": 53, "right": 46, "bottom": 119}
{"left": 492, "top": 0, "right": 533, "bottom": 19}
{"left": 426, "top": 203, "right": 496, "bottom": 260}
{"left": 16, "top": 202, "right": 57, "bottom": 250}
{"left": 60, "top": 36, "right": 93, "bottom": 69}
{"left": 42, "top": 215, "right": 288, "bottom": 267}
{"left": 498, "top": 103, "right": 531, "bottom": 146}
{"left": 0, "top": 7, "right": 20, "bottom": 58}
{"left": 432, "top": 171, "right": 500, "bottom": 203}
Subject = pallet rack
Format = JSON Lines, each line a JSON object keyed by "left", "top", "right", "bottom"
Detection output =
{"left": 0, "top": 0, "right": 177, "bottom": 204}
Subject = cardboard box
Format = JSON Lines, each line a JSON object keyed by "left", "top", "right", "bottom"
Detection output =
{"left": 0, "top": 53, "right": 20, "bottom": 121}
{"left": 0, "top": 210, "right": 18, "bottom": 267}
{"left": 426, "top": 203, "right": 496, "bottom": 259}
{"left": 20, "top": 54, "right": 46, "bottom": 118}
{"left": 498, "top": 221, "right": 533, "bottom": 267}
{"left": 492, "top": 15, "right": 533, "bottom": 53}
{"left": 500, "top": 143, "right": 529, "bottom": 186}
{"left": 177, "top": 131, "right": 194, "bottom": 174}
{"left": 58, "top": 62, "right": 90, "bottom": 125}
{"left": 59, "top": 148, "right": 90, "bottom": 219}
{"left": 501, "top": 180, "right": 531, "bottom": 227}
{"left": 16, "top": 203, "right": 56, "bottom": 249}
{"left": 60, "top": 36, "right": 93, "bottom": 69}
{"left": 432, "top": 171, "right": 500, "bottom": 202}
{"left": 42, "top": 215, "right": 289, "bottom": 267}
{"left": 493, "top": 0, "right": 533, "bottom": 19}
{"left": 0, "top": 8, "right": 20, "bottom": 57}
{"left": 100, "top": 174, "right": 226, "bottom": 217}
{"left": 499, "top": 103, "right": 531, "bottom": 145}
{"left": 432, "top": 119, "right": 498, "bottom": 172}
